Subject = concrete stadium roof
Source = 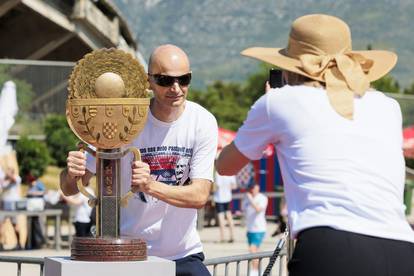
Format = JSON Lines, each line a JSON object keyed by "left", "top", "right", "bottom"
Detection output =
{"left": 0, "top": 0, "right": 140, "bottom": 61}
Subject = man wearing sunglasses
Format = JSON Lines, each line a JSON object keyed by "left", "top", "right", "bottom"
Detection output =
{"left": 62, "top": 44, "right": 217, "bottom": 276}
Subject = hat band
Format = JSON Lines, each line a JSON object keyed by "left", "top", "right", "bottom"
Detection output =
{"left": 287, "top": 36, "right": 351, "bottom": 58}
{"left": 287, "top": 37, "right": 374, "bottom": 120}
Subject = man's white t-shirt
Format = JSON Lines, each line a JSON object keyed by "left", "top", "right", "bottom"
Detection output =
{"left": 235, "top": 85, "right": 414, "bottom": 243}
{"left": 86, "top": 100, "right": 218, "bottom": 260}
{"left": 242, "top": 193, "right": 268, "bottom": 233}
{"left": 213, "top": 172, "right": 236, "bottom": 203}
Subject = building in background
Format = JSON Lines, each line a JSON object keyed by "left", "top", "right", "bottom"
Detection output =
{"left": 0, "top": 0, "right": 144, "bottom": 115}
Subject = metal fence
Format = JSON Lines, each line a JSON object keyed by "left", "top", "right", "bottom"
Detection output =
{"left": 205, "top": 249, "right": 287, "bottom": 276}
{"left": 0, "top": 255, "right": 44, "bottom": 276}
{"left": 0, "top": 59, "right": 74, "bottom": 116}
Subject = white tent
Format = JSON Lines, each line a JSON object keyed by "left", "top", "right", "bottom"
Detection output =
{"left": 0, "top": 80, "right": 18, "bottom": 155}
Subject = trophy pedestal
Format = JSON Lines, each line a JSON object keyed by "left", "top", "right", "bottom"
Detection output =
{"left": 44, "top": 256, "right": 175, "bottom": 276}
{"left": 71, "top": 237, "right": 147, "bottom": 261}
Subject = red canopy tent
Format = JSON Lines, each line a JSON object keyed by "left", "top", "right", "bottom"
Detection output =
{"left": 217, "top": 127, "right": 236, "bottom": 151}
{"left": 217, "top": 127, "right": 274, "bottom": 156}
{"left": 403, "top": 126, "right": 414, "bottom": 158}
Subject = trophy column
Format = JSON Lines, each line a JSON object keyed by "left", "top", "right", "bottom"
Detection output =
{"left": 96, "top": 149, "right": 121, "bottom": 237}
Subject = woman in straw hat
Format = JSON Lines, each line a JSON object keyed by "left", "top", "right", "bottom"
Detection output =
{"left": 216, "top": 14, "right": 414, "bottom": 276}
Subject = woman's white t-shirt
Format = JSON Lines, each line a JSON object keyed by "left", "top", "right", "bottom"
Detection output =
{"left": 235, "top": 85, "right": 414, "bottom": 243}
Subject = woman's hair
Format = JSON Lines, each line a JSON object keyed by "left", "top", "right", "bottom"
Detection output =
{"left": 283, "top": 71, "right": 325, "bottom": 88}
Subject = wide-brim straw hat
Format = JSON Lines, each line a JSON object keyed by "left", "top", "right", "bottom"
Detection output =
{"left": 241, "top": 14, "right": 397, "bottom": 119}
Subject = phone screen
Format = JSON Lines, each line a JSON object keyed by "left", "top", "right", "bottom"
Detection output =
{"left": 269, "top": 69, "right": 283, "bottom": 88}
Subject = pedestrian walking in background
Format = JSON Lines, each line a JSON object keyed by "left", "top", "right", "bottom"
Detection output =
{"left": 213, "top": 171, "right": 236, "bottom": 243}
{"left": 242, "top": 182, "right": 268, "bottom": 276}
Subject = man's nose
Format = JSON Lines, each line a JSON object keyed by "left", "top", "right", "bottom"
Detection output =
{"left": 170, "top": 81, "right": 181, "bottom": 91}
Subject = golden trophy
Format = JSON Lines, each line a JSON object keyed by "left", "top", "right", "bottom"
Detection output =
{"left": 66, "top": 48, "right": 150, "bottom": 261}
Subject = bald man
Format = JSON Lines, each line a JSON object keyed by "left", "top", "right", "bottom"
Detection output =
{"left": 61, "top": 45, "right": 217, "bottom": 275}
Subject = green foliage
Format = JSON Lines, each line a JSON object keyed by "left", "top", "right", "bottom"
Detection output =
{"left": 189, "top": 63, "right": 272, "bottom": 131}
{"left": 371, "top": 75, "right": 400, "bottom": 93}
{"left": 243, "top": 63, "right": 274, "bottom": 104}
{"left": 0, "top": 65, "right": 34, "bottom": 112}
{"left": 15, "top": 136, "right": 50, "bottom": 181}
{"left": 403, "top": 82, "right": 414, "bottom": 95}
{"left": 190, "top": 82, "right": 249, "bottom": 131}
{"left": 44, "top": 114, "right": 79, "bottom": 167}
{"left": 406, "top": 158, "right": 414, "bottom": 166}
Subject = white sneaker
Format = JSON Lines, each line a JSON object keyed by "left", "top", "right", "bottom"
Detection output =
{"left": 249, "top": 269, "right": 259, "bottom": 276}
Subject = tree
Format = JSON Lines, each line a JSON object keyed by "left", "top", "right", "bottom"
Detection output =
{"left": 403, "top": 82, "right": 414, "bottom": 95}
{"left": 44, "top": 114, "right": 79, "bottom": 167}
{"left": 242, "top": 63, "right": 274, "bottom": 104}
{"left": 189, "top": 81, "right": 248, "bottom": 131}
{"left": 15, "top": 136, "right": 50, "bottom": 181}
{"left": 371, "top": 75, "right": 400, "bottom": 93}
{"left": 189, "top": 63, "right": 272, "bottom": 131}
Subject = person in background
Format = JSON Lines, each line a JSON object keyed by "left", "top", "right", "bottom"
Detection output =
{"left": 0, "top": 168, "right": 21, "bottom": 209}
{"left": 272, "top": 196, "right": 287, "bottom": 237}
{"left": 242, "top": 182, "right": 268, "bottom": 276}
{"left": 60, "top": 183, "right": 95, "bottom": 237}
{"left": 25, "top": 174, "right": 47, "bottom": 249}
{"left": 26, "top": 174, "right": 46, "bottom": 198}
{"left": 0, "top": 167, "right": 27, "bottom": 249}
{"left": 213, "top": 171, "right": 236, "bottom": 243}
{"left": 217, "top": 13, "right": 414, "bottom": 276}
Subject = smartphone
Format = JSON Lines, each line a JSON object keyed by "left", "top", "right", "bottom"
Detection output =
{"left": 269, "top": 69, "right": 283, "bottom": 89}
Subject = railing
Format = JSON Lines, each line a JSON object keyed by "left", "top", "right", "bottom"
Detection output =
{"left": 0, "top": 248, "right": 287, "bottom": 276}
{"left": 0, "top": 255, "right": 44, "bottom": 276}
{"left": 204, "top": 249, "right": 287, "bottom": 276}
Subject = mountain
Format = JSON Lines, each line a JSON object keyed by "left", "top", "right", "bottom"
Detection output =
{"left": 113, "top": 0, "right": 414, "bottom": 89}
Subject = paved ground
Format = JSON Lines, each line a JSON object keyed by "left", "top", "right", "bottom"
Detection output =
{"left": 0, "top": 220, "right": 286, "bottom": 276}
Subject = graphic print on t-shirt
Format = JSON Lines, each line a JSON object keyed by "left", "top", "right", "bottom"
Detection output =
{"left": 135, "top": 145, "right": 192, "bottom": 203}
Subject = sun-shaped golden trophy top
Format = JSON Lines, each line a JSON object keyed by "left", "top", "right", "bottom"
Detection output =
{"left": 66, "top": 48, "right": 150, "bottom": 149}
{"left": 68, "top": 48, "right": 148, "bottom": 99}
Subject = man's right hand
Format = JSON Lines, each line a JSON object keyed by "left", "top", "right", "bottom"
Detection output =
{"left": 66, "top": 151, "right": 87, "bottom": 180}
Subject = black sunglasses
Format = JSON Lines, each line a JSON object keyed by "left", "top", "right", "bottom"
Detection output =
{"left": 149, "top": 73, "right": 192, "bottom": 87}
